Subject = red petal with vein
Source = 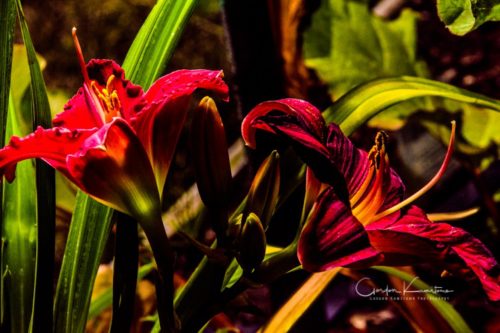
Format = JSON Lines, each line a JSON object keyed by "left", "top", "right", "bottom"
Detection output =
{"left": 242, "top": 100, "right": 350, "bottom": 201}
{"left": 53, "top": 59, "right": 145, "bottom": 128}
{"left": 242, "top": 98, "right": 326, "bottom": 149}
{"left": 0, "top": 126, "right": 97, "bottom": 182}
{"left": 298, "top": 187, "right": 379, "bottom": 271}
{"left": 367, "top": 206, "right": 500, "bottom": 301}
{"left": 66, "top": 118, "right": 160, "bottom": 219}
{"left": 132, "top": 69, "right": 229, "bottom": 194}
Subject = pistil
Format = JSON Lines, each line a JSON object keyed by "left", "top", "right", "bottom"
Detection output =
{"left": 372, "top": 121, "right": 456, "bottom": 221}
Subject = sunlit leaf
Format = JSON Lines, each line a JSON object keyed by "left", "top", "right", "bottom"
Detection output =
{"left": 0, "top": 0, "right": 16, "bottom": 324}
{"left": 304, "top": 0, "right": 426, "bottom": 98}
{"left": 1, "top": 91, "right": 37, "bottom": 333}
{"left": 324, "top": 76, "right": 500, "bottom": 136}
{"left": 123, "top": 0, "right": 199, "bottom": 88}
{"left": 259, "top": 268, "right": 341, "bottom": 333}
{"left": 437, "top": 0, "right": 500, "bottom": 35}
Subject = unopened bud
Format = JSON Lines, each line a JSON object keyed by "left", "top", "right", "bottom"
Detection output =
{"left": 191, "top": 96, "right": 232, "bottom": 208}
{"left": 301, "top": 167, "right": 322, "bottom": 225}
{"left": 245, "top": 150, "right": 280, "bottom": 229}
{"left": 237, "top": 213, "right": 266, "bottom": 272}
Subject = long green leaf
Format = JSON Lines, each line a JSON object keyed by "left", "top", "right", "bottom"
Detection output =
{"left": 0, "top": 0, "right": 16, "bottom": 325}
{"left": 324, "top": 76, "right": 500, "bottom": 135}
{"left": 1, "top": 90, "right": 37, "bottom": 333}
{"left": 123, "top": 0, "right": 199, "bottom": 88}
{"left": 0, "top": 0, "right": 15, "bottom": 148}
{"left": 53, "top": 192, "right": 114, "bottom": 333}
{"left": 54, "top": 0, "right": 200, "bottom": 331}
{"left": 16, "top": 2, "right": 56, "bottom": 331}
{"left": 373, "top": 266, "right": 473, "bottom": 333}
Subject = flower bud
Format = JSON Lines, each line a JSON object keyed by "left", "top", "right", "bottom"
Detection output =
{"left": 237, "top": 213, "right": 266, "bottom": 272}
{"left": 245, "top": 150, "right": 280, "bottom": 229}
{"left": 191, "top": 96, "right": 232, "bottom": 208}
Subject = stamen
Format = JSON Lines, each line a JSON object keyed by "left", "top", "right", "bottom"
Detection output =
{"left": 353, "top": 152, "right": 387, "bottom": 224}
{"left": 372, "top": 121, "right": 456, "bottom": 221}
{"left": 110, "top": 91, "right": 122, "bottom": 113}
{"left": 106, "top": 75, "right": 116, "bottom": 92}
{"left": 427, "top": 207, "right": 479, "bottom": 222}
{"left": 350, "top": 163, "right": 375, "bottom": 206}
{"left": 72, "top": 27, "right": 90, "bottom": 85}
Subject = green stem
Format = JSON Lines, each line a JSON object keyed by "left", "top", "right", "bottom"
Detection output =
{"left": 110, "top": 212, "right": 139, "bottom": 333}
{"left": 141, "top": 214, "right": 176, "bottom": 332}
{"left": 174, "top": 251, "right": 228, "bottom": 332}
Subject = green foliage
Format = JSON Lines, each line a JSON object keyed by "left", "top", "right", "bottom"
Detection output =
{"left": 437, "top": 0, "right": 500, "bottom": 35}
{"left": 0, "top": 0, "right": 15, "bottom": 149}
{"left": 304, "top": 0, "right": 427, "bottom": 97}
{"left": 324, "top": 76, "right": 500, "bottom": 136}
{"left": 54, "top": 192, "right": 114, "bottom": 333}
{"left": 304, "top": 0, "right": 433, "bottom": 130}
{"left": 2, "top": 92, "right": 37, "bottom": 333}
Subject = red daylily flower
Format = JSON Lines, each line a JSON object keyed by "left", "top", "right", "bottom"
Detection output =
{"left": 242, "top": 98, "right": 500, "bottom": 301}
{"left": 0, "top": 33, "right": 229, "bottom": 222}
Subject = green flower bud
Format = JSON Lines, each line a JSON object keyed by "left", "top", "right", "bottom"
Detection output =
{"left": 245, "top": 150, "right": 280, "bottom": 229}
{"left": 237, "top": 213, "right": 266, "bottom": 272}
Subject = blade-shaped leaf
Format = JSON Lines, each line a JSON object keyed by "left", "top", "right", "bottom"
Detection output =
{"left": 123, "top": 0, "right": 199, "bottom": 89}
{"left": 323, "top": 76, "right": 500, "bottom": 136}
{"left": 1, "top": 91, "right": 37, "bottom": 333}
{"left": 259, "top": 268, "right": 341, "bottom": 333}
{"left": 0, "top": 0, "right": 16, "bottom": 325}
{"left": 373, "top": 266, "right": 473, "bottom": 333}
{"left": 0, "top": 0, "right": 15, "bottom": 148}
{"left": 16, "top": 2, "right": 56, "bottom": 331}
{"left": 53, "top": 192, "right": 114, "bottom": 333}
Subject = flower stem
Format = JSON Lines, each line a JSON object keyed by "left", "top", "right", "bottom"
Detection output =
{"left": 141, "top": 214, "right": 177, "bottom": 332}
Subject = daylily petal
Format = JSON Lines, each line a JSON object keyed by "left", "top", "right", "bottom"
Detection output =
{"left": 131, "top": 69, "right": 229, "bottom": 195}
{"left": 242, "top": 99, "right": 350, "bottom": 202}
{"left": 367, "top": 206, "right": 500, "bottom": 301}
{"left": 66, "top": 118, "right": 161, "bottom": 220}
{"left": 298, "top": 187, "right": 379, "bottom": 271}
{"left": 0, "top": 126, "right": 97, "bottom": 182}
{"left": 53, "top": 59, "right": 145, "bottom": 128}
{"left": 241, "top": 98, "right": 326, "bottom": 149}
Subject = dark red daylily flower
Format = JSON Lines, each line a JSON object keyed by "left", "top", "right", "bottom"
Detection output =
{"left": 0, "top": 32, "right": 228, "bottom": 222}
{"left": 242, "top": 98, "right": 500, "bottom": 301}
